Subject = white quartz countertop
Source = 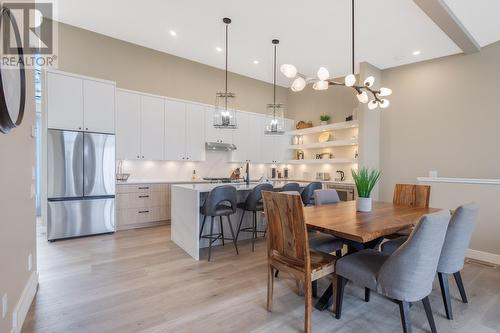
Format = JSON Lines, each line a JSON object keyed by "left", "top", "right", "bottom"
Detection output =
{"left": 270, "top": 178, "right": 355, "bottom": 186}
{"left": 173, "top": 181, "right": 312, "bottom": 193}
{"left": 117, "top": 179, "right": 211, "bottom": 185}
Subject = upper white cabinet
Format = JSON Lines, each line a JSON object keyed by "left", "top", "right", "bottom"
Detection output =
{"left": 231, "top": 112, "right": 262, "bottom": 163}
{"left": 165, "top": 100, "right": 206, "bottom": 161}
{"left": 186, "top": 103, "right": 206, "bottom": 161}
{"left": 205, "top": 107, "right": 234, "bottom": 144}
{"left": 47, "top": 72, "right": 84, "bottom": 131}
{"left": 141, "top": 95, "right": 165, "bottom": 160}
{"left": 116, "top": 90, "right": 166, "bottom": 160}
{"left": 83, "top": 80, "right": 115, "bottom": 133}
{"left": 165, "top": 99, "right": 187, "bottom": 161}
{"left": 116, "top": 90, "right": 141, "bottom": 160}
{"left": 47, "top": 71, "right": 115, "bottom": 133}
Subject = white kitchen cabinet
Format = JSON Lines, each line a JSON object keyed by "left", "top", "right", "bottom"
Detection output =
{"left": 83, "top": 80, "right": 115, "bottom": 133}
{"left": 231, "top": 112, "right": 263, "bottom": 163}
{"left": 231, "top": 111, "right": 250, "bottom": 163}
{"left": 141, "top": 95, "right": 165, "bottom": 160}
{"left": 205, "top": 106, "right": 234, "bottom": 144}
{"left": 47, "top": 72, "right": 84, "bottom": 131}
{"left": 186, "top": 103, "right": 206, "bottom": 161}
{"left": 165, "top": 99, "right": 187, "bottom": 161}
{"left": 116, "top": 90, "right": 141, "bottom": 160}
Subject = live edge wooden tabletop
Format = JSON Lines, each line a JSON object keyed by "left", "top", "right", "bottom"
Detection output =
{"left": 304, "top": 200, "right": 441, "bottom": 243}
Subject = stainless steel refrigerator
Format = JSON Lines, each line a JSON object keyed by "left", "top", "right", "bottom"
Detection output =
{"left": 47, "top": 129, "right": 115, "bottom": 241}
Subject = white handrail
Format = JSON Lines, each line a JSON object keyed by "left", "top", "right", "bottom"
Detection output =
{"left": 417, "top": 177, "right": 500, "bottom": 185}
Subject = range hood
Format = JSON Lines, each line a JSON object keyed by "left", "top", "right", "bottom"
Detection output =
{"left": 205, "top": 142, "right": 237, "bottom": 151}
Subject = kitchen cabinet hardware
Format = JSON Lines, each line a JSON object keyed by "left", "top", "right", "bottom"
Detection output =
{"left": 138, "top": 186, "right": 149, "bottom": 190}
{"left": 138, "top": 210, "right": 150, "bottom": 214}
{"left": 138, "top": 195, "right": 149, "bottom": 198}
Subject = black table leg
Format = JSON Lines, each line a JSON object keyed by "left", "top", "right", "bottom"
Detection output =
{"left": 314, "top": 237, "right": 383, "bottom": 311}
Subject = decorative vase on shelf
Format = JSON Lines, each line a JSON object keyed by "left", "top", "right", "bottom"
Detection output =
{"left": 320, "top": 121, "right": 328, "bottom": 126}
{"left": 356, "top": 197, "right": 372, "bottom": 212}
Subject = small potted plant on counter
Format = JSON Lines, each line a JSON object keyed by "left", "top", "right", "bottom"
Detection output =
{"left": 319, "top": 114, "right": 331, "bottom": 125}
{"left": 352, "top": 167, "right": 381, "bottom": 212}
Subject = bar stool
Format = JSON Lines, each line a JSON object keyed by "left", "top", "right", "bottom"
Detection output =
{"left": 236, "top": 183, "right": 274, "bottom": 251}
{"left": 199, "top": 185, "right": 239, "bottom": 261}
{"left": 301, "top": 182, "right": 322, "bottom": 206}
{"left": 279, "top": 182, "right": 300, "bottom": 192}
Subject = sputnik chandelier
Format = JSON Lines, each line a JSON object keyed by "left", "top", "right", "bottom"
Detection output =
{"left": 280, "top": 0, "right": 392, "bottom": 110}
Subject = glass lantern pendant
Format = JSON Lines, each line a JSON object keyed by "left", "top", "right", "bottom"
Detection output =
{"left": 214, "top": 18, "right": 237, "bottom": 129}
{"left": 265, "top": 39, "right": 285, "bottom": 135}
{"left": 214, "top": 92, "right": 236, "bottom": 128}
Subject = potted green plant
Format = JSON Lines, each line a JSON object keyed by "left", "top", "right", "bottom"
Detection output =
{"left": 351, "top": 167, "right": 382, "bottom": 212}
{"left": 319, "top": 114, "right": 331, "bottom": 125}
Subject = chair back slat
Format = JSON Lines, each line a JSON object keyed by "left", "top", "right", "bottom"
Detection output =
{"left": 263, "top": 191, "right": 309, "bottom": 265}
{"left": 393, "top": 184, "right": 430, "bottom": 208}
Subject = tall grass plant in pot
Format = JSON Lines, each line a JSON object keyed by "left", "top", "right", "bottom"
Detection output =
{"left": 352, "top": 167, "right": 382, "bottom": 212}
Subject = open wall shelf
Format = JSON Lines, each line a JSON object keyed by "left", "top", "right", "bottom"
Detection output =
{"left": 286, "top": 120, "right": 359, "bottom": 136}
{"left": 288, "top": 138, "right": 358, "bottom": 150}
{"left": 286, "top": 158, "right": 358, "bottom": 165}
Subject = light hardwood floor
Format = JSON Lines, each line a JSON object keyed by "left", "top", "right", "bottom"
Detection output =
{"left": 23, "top": 225, "right": 500, "bottom": 332}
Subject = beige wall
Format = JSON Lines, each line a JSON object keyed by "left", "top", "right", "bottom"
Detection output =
{"left": 379, "top": 41, "right": 500, "bottom": 201}
{"left": 0, "top": 71, "right": 36, "bottom": 331}
{"left": 54, "top": 22, "right": 288, "bottom": 115}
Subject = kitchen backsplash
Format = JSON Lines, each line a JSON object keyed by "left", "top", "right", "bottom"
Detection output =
{"left": 119, "top": 150, "right": 293, "bottom": 182}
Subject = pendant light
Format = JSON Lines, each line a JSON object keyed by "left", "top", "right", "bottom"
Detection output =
{"left": 214, "top": 17, "right": 237, "bottom": 128}
{"left": 279, "top": 0, "right": 392, "bottom": 109}
{"left": 265, "top": 39, "right": 285, "bottom": 135}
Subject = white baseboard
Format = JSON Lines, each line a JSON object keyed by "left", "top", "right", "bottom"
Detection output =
{"left": 11, "top": 271, "right": 38, "bottom": 333}
{"left": 467, "top": 249, "right": 500, "bottom": 266}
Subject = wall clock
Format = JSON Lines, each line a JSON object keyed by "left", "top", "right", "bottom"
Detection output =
{"left": 0, "top": 6, "right": 26, "bottom": 134}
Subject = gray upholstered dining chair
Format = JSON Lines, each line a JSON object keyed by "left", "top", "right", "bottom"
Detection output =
{"left": 313, "top": 189, "right": 340, "bottom": 205}
{"left": 381, "top": 202, "right": 479, "bottom": 320}
{"left": 335, "top": 210, "right": 451, "bottom": 333}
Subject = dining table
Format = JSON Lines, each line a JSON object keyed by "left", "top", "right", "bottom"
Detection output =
{"left": 304, "top": 200, "right": 441, "bottom": 310}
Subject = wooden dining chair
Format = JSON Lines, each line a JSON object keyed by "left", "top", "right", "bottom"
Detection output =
{"left": 388, "top": 184, "right": 431, "bottom": 238}
{"left": 262, "top": 191, "right": 337, "bottom": 333}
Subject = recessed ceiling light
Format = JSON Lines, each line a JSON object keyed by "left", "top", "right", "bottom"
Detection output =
{"left": 412, "top": 50, "right": 421, "bottom": 56}
{"left": 215, "top": 47, "right": 223, "bottom": 52}
{"left": 169, "top": 30, "right": 177, "bottom": 37}
{"left": 253, "top": 60, "right": 259, "bottom": 65}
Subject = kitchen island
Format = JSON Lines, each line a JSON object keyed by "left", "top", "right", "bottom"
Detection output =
{"left": 171, "top": 181, "right": 309, "bottom": 260}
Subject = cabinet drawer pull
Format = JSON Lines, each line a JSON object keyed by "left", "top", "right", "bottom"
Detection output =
{"left": 138, "top": 210, "right": 150, "bottom": 214}
{"left": 138, "top": 195, "right": 150, "bottom": 198}
{"left": 138, "top": 186, "right": 149, "bottom": 190}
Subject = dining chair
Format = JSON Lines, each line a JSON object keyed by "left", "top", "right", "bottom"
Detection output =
{"left": 381, "top": 202, "right": 479, "bottom": 320}
{"left": 313, "top": 189, "right": 340, "bottom": 205}
{"left": 263, "top": 191, "right": 336, "bottom": 333}
{"left": 335, "top": 210, "right": 451, "bottom": 333}
{"left": 301, "top": 182, "right": 323, "bottom": 206}
{"left": 386, "top": 183, "right": 431, "bottom": 238}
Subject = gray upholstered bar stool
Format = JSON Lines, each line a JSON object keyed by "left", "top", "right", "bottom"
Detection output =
{"left": 381, "top": 202, "right": 479, "bottom": 320}
{"left": 301, "top": 182, "right": 323, "bottom": 206}
{"left": 335, "top": 211, "right": 451, "bottom": 333}
{"left": 279, "top": 182, "right": 300, "bottom": 193}
{"left": 199, "top": 185, "right": 239, "bottom": 261}
{"left": 235, "top": 183, "right": 274, "bottom": 251}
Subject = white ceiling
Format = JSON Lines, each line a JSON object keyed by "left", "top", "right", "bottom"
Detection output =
{"left": 51, "top": 0, "right": 500, "bottom": 87}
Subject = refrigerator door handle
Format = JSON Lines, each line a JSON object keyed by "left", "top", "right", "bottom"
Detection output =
{"left": 83, "top": 132, "right": 116, "bottom": 197}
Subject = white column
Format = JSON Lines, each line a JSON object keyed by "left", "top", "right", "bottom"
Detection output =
{"left": 356, "top": 62, "right": 382, "bottom": 200}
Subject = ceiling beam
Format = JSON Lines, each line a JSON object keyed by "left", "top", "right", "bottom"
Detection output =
{"left": 413, "top": 0, "right": 480, "bottom": 54}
